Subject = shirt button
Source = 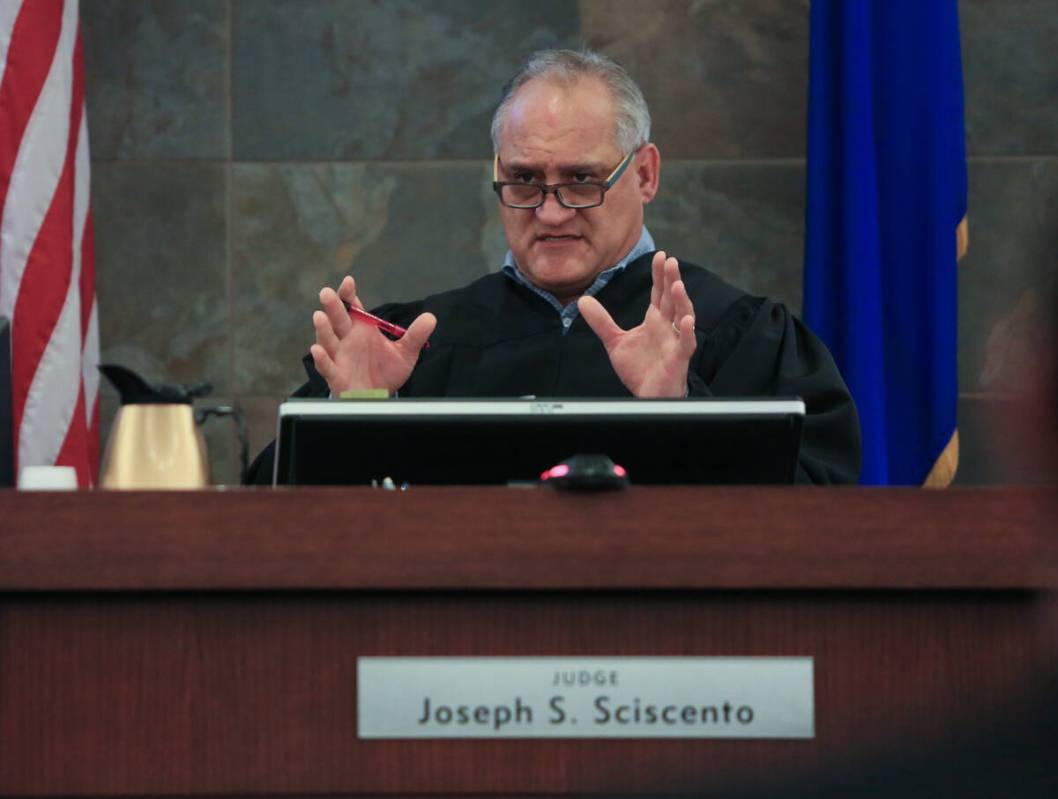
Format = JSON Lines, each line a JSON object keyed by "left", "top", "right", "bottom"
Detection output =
{"left": 562, "top": 317, "right": 572, "bottom": 328}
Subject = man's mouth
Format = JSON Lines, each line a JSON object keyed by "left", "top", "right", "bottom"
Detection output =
{"left": 535, "top": 234, "right": 582, "bottom": 244}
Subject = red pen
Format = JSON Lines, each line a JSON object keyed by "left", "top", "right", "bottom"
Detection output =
{"left": 345, "top": 303, "right": 430, "bottom": 348}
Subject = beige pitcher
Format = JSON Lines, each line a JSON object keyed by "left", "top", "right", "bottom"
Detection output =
{"left": 98, "top": 364, "right": 213, "bottom": 489}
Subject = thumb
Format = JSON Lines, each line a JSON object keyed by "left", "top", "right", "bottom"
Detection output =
{"left": 578, "top": 296, "right": 623, "bottom": 350}
{"left": 397, "top": 311, "right": 437, "bottom": 355}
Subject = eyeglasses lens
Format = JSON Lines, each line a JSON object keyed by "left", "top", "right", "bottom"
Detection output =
{"left": 558, "top": 184, "right": 603, "bottom": 208}
{"left": 499, "top": 184, "right": 604, "bottom": 209}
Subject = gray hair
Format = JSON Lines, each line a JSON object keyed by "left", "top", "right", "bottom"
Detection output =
{"left": 490, "top": 49, "right": 651, "bottom": 154}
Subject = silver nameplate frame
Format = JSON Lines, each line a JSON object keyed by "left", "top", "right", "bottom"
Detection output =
{"left": 358, "top": 657, "right": 814, "bottom": 739}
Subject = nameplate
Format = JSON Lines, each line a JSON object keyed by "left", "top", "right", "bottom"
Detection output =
{"left": 358, "top": 657, "right": 813, "bottom": 739}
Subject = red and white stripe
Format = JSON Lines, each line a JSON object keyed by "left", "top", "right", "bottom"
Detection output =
{"left": 0, "top": 0, "right": 99, "bottom": 487}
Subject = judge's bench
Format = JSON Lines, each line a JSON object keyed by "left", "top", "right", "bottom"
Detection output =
{"left": 1, "top": 485, "right": 1055, "bottom": 796}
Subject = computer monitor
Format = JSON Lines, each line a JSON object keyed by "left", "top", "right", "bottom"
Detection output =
{"left": 273, "top": 398, "right": 804, "bottom": 486}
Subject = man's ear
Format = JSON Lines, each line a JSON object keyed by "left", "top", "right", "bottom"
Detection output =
{"left": 636, "top": 143, "right": 661, "bottom": 204}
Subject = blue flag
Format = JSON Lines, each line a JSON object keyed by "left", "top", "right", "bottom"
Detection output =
{"left": 803, "top": 0, "right": 967, "bottom": 485}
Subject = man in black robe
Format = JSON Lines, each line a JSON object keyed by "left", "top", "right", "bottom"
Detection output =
{"left": 248, "top": 50, "right": 860, "bottom": 484}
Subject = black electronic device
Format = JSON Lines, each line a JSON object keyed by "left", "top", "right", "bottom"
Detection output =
{"left": 540, "top": 453, "right": 629, "bottom": 490}
{"left": 273, "top": 398, "right": 805, "bottom": 486}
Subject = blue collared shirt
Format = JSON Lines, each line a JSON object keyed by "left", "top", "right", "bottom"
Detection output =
{"left": 501, "top": 226, "right": 656, "bottom": 334}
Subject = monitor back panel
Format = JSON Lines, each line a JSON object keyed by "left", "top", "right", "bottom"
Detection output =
{"left": 275, "top": 399, "right": 804, "bottom": 486}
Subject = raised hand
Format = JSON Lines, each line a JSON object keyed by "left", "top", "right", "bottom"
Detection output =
{"left": 577, "top": 251, "right": 696, "bottom": 398}
{"left": 309, "top": 275, "right": 436, "bottom": 396}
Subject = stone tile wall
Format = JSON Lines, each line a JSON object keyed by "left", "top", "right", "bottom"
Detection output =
{"left": 83, "top": 0, "right": 1058, "bottom": 485}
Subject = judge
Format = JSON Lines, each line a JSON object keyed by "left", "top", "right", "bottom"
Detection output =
{"left": 248, "top": 49, "right": 860, "bottom": 485}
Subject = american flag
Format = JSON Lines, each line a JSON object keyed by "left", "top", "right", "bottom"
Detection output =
{"left": 0, "top": 0, "right": 99, "bottom": 487}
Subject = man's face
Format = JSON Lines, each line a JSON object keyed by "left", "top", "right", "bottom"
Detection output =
{"left": 495, "top": 76, "right": 660, "bottom": 304}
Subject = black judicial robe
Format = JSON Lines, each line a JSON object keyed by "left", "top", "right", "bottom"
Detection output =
{"left": 247, "top": 252, "right": 861, "bottom": 485}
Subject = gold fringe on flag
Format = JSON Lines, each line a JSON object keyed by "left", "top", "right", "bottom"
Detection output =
{"left": 924, "top": 215, "right": 969, "bottom": 488}
{"left": 924, "top": 430, "right": 960, "bottom": 488}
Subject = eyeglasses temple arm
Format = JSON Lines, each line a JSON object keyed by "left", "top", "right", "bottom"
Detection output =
{"left": 605, "top": 150, "right": 636, "bottom": 187}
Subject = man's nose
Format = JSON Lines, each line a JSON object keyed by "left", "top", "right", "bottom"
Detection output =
{"left": 535, "top": 190, "right": 577, "bottom": 224}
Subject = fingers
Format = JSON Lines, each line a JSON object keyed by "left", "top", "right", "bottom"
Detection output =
{"left": 319, "top": 285, "right": 353, "bottom": 338}
{"left": 649, "top": 250, "right": 666, "bottom": 309}
{"left": 397, "top": 312, "right": 438, "bottom": 355}
{"left": 309, "top": 342, "right": 336, "bottom": 383}
{"left": 312, "top": 309, "right": 341, "bottom": 359}
{"left": 658, "top": 255, "right": 680, "bottom": 318}
{"left": 671, "top": 275, "right": 694, "bottom": 326}
{"left": 319, "top": 275, "right": 364, "bottom": 341}
{"left": 670, "top": 277, "right": 697, "bottom": 355}
{"left": 675, "top": 314, "right": 697, "bottom": 357}
{"left": 578, "top": 295, "right": 624, "bottom": 349}
{"left": 337, "top": 275, "right": 363, "bottom": 310}
{"left": 650, "top": 253, "right": 694, "bottom": 347}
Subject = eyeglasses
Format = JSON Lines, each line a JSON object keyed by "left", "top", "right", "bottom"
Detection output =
{"left": 492, "top": 149, "right": 637, "bottom": 210}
